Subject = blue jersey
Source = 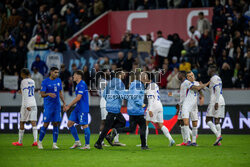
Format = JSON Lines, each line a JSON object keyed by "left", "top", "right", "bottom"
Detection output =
{"left": 41, "top": 77, "right": 62, "bottom": 109}
{"left": 103, "top": 78, "right": 127, "bottom": 114}
{"left": 127, "top": 80, "right": 145, "bottom": 116}
{"left": 75, "top": 80, "right": 89, "bottom": 113}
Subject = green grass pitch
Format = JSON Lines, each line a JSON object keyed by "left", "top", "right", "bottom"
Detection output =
{"left": 0, "top": 134, "right": 250, "bottom": 167}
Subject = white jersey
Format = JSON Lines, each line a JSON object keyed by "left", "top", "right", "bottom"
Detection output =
{"left": 99, "top": 78, "right": 108, "bottom": 108}
{"left": 179, "top": 80, "right": 190, "bottom": 105}
{"left": 146, "top": 82, "right": 163, "bottom": 112}
{"left": 21, "top": 78, "right": 37, "bottom": 108}
{"left": 182, "top": 80, "right": 200, "bottom": 105}
{"left": 209, "top": 75, "right": 225, "bottom": 105}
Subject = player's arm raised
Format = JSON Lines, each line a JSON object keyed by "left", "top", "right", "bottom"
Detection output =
{"left": 190, "top": 81, "right": 210, "bottom": 91}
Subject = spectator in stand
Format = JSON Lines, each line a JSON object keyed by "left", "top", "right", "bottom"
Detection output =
{"left": 199, "top": 29, "right": 213, "bottom": 66}
{"left": 123, "top": 51, "right": 134, "bottom": 72}
{"left": 179, "top": 57, "right": 191, "bottom": 72}
{"left": 59, "top": 64, "right": 71, "bottom": 91}
{"left": 224, "top": 17, "right": 236, "bottom": 38}
{"left": 220, "top": 62, "right": 233, "bottom": 88}
{"left": 90, "top": 34, "right": 102, "bottom": 51}
{"left": 159, "top": 63, "right": 171, "bottom": 88}
{"left": 218, "top": 49, "right": 234, "bottom": 70}
{"left": 94, "top": 0, "right": 104, "bottom": 17}
{"left": 71, "top": 63, "right": 78, "bottom": 75}
{"left": 65, "top": 7, "right": 76, "bottom": 35}
{"left": 197, "top": 11, "right": 211, "bottom": 35}
{"left": 121, "top": 30, "right": 133, "bottom": 49}
{"left": 169, "top": 33, "right": 184, "bottom": 60}
{"left": 47, "top": 35, "right": 55, "bottom": 51}
{"left": 212, "top": 0, "right": 226, "bottom": 33}
{"left": 186, "top": 39, "right": 199, "bottom": 65}
{"left": 167, "top": 67, "right": 180, "bottom": 89}
{"left": 100, "top": 35, "right": 111, "bottom": 50}
{"left": 117, "top": 51, "right": 125, "bottom": 68}
{"left": 233, "top": 46, "right": 244, "bottom": 67}
{"left": 31, "top": 55, "right": 48, "bottom": 76}
{"left": 169, "top": 56, "right": 179, "bottom": 70}
{"left": 83, "top": 65, "right": 90, "bottom": 87}
{"left": 31, "top": 67, "right": 43, "bottom": 90}
{"left": 55, "top": 35, "right": 67, "bottom": 52}
{"left": 234, "top": 71, "right": 246, "bottom": 88}
{"left": 185, "top": 26, "right": 200, "bottom": 47}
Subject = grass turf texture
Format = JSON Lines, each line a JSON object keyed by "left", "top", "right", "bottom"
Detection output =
{"left": 0, "top": 134, "right": 250, "bottom": 167}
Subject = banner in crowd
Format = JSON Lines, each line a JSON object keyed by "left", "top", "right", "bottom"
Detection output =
{"left": 67, "top": 8, "right": 213, "bottom": 46}
{"left": 3, "top": 75, "right": 18, "bottom": 90}
{"left": 27, "top": 50, "right": 63, "bottom": 72}
{"left": 1, "top": 105, "right": 249, "bottom": 134}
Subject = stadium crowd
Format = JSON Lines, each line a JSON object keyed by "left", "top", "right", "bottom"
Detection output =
{"left": 0, "top": 0, "right": 250, "bottom": 91}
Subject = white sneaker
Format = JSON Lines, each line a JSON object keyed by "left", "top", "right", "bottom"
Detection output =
{"left": 52, "top": 143, "right": 59, "bottom": 149}
{"left": 38, "top": 141, "right": 43, "bottom": 149}
{"left": 136, "top": 144, "right": 141, "bottom": 147}
{"left": 79, "top": 144, "right": 90, "bottom": 150}
{"left": 113, "top": 142, "right": 126, "bottom": 146}
{"left": 70, "top": 141, "right": 81, "bottom": 149}
{"left": 169, "top": 139, "right": 175, "bottom": 147}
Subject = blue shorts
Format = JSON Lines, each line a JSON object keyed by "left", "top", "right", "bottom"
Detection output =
{"left": 43, "top": 107, "right": 61, "bottom": 123}
{"left": 69, "top": 110, "right": 88, "bottom": 125}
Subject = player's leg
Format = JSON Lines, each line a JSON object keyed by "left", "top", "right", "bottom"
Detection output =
{"left": 206, "top": 116, "right": 220, "bottom": 138}
{"left": 191, "top": 121, "right": 198, "bottom": 146}
{"left": 176, "top": 119, "right": 187, "bottom": 146}
{"left": 38, "top": 122, "right": 49, "bottom": 149}
{"left": 31, "top": 121, "right": 38, "bottom": 146}
{"left": 137, "top": 116, "right": 148, "bottom": 150}
{"left": 95, "top": 112, "right": 116, "bottom": 149}
{"left": 30, "top": 106, "right": 38, "bottom": 146}
{"left": 117, "top": 115, "right": 137, "bottom": 133}
{"left": 13, "top": 107, "right": 27, "bottom": 146}
{"left": 78, "top": 112, "right": 90, "bottom": 149}
{"left": 112, "top": 113, "right": 126, "bottom": 146}
{"left": 52, "top": 122, "right": 60, "bottom": 149}
{"left": 79, "top": 124, "right": 91, "bottom": 150}
{"left": 68, "top": 109, "right": 81, "bottom": 148}
{"left": 214, "top": 117, "right": 223, "bottom": 146}
{"left": 12, "top": 121, "right": 25, "bottom": 146}
{"left": 145, "top": 121, "right": 149, "bottom": 146}
{"left": 100, "top": 108, "right": 107, "bottom": 146}
{"left": 182, "top": 117, "right": 190, "bottom": 145}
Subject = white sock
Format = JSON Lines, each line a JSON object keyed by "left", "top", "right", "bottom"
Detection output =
{"left": 114, "top": 133, "right": 119, "bottom": 143}
{"left": 215, "top": 124, "right": 221, "bottom": 137}
{"left": 161, "top": 126, "right": 173, "bottom": 141}
{"left": 183, "top": 125, "right": 189, "bottom": 143}
{"left": 189, "top": 128, "right": 192, "bottom": 137}
{"left": 146, "top": 126, "right": 149, "bottom": 145}
{"left": 207, "top": 121, "right": 220, "bottom": 138}
{"left": 32, "top": 126, "right": 38, "bottom": 142}
{"left": 18, "top": 129, "right": 25, "bottom": 143}
{"left": 181, "top": 126, "right": 185, "bottom": 142}
{"left": 192, "top": 127, "right": 198, "bottom": 143}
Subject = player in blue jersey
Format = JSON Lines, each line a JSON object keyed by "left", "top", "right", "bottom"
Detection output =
{"left": 64, "top": 70, "right": 90, "bottom": 150}
{"left": 38, "top": 67, "right": 66, "bottom": 149}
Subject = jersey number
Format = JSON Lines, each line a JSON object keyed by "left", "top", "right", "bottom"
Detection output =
{"left": 28, "top": 86, "right": 34, "bottom": 97}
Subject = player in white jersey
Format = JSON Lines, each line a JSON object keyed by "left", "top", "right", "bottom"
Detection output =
{"left": 206, "top": 65, "right": 225, "bottom": 146}
{"left": 98, "top": 69, "right": 125, "bottom": 146}
{"left": 169, "top": 71, "right": 193, "bottom": 146}
{"left": 182, "top": 71, "right": 208, "bottom": 146}
{"left": 141, "top": 72, "right": 175, "bottom": 147}
{"left": 12, "top": 68, "right": 38, "bottom": 147}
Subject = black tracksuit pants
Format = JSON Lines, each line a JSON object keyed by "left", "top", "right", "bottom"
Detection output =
{"left": 117, "top": 115, "right": 146, "bottom": 147}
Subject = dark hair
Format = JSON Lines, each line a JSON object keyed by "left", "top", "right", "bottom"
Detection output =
{"left": 186, "top": 71, "right": 192, "bottom": 75}
{"left": 50, "top": 67, "right": 59, "bottom": 71}
{"left": 21, "top": 68, "right": 30, "bottom": 76}
{"left": 179, "top": 71, "right": 186, "bottom": 77}
{"left": 198, "top": 12, "right": 204, "bottom": 16}
{"left": 189, "top": 26, "right": 195, "bottom": 31}
{"left": 115, "top": 68, "right": 124, "bottom": 76}
{"left": 74, "top": 70, "right": 84, "bottom": 79}
{"left": 208, "top": 65, "right": 217, "bottom": 71}
{"left": 157, "top": 30, "right": 162, "bottom": 35}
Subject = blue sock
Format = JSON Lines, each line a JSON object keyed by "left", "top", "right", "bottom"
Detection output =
{"left": 84, "top": 127, "right": 90, "bottom": 145}
{"left": 39, "top": 126, "right": 47, "bottom": 142}
{"left": 69, "top": 126, "right": 79, "bottom": 141}
{"left": 53, "top": 126, "right": 59, "bottom": 143}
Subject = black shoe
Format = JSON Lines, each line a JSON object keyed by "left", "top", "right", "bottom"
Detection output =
{"left": 141, "top": 146, "right": 150, "bottom": 150}
{"left": 94, "top": 143, "right": 103, "bottom": 149}
{"left": 105, "top": 135, "right": 114, "bottom": 146}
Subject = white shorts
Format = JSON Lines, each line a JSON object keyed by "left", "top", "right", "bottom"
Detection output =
{"left": 146, "top": 108, "right": 163, "bottom": 123}
{"left": 182, "top": 103, "right": 198, "bottom": 121}
{"left": 206, "top": 104, "right": 225, "bottom": 118}
{"left": 20, "top": 106, "right": 37, "bottom": 122}
{"left": 100, "top": 108, "right": 108, "bottom": 120}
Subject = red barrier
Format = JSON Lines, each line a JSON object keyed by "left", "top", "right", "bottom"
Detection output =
{"left": 67, "top": 8, "right": 213, "bottom": 46}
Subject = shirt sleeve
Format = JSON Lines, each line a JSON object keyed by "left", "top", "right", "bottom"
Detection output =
{"left": 58, "top": 79, "right": 62, "bottom": 91}
{"left": 41, "top": 80, "right": 47, "bottom": 92}
{"left": 77, "top": 84, "right": 85, "bottom": 96}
